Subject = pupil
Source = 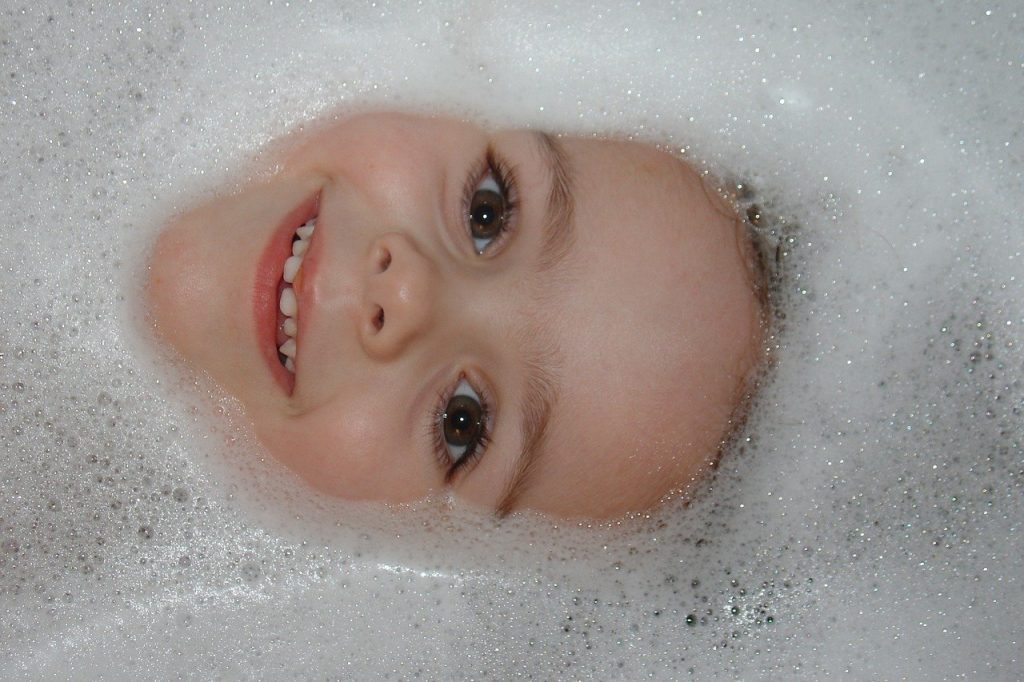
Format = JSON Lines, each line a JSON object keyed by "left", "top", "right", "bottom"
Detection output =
{"left": 474, "top": 205, "right": 494, "bottom": 224}
{"left": 470, "top": 188, "right": 504, "bottom": 239}
{"left": 443, "top": 394, "right": 482, "bottom": 447}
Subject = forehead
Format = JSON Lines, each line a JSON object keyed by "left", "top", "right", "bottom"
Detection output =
{"left": 489, "top": 137, "right": 760, "bottom": 516}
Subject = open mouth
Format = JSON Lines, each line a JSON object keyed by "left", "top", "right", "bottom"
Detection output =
{"left": 254, "top": 191, "right": 320, "bottom": 395}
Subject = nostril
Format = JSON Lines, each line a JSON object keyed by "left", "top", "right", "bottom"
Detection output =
{"left": 377, "top": 247, "right": 392, "bottom": 273}
{"left": 373, "top": 305, "right": 385, "bottom": 332}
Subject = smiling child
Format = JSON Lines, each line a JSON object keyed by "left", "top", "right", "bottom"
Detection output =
{"left": 146, "top": 111, "right": 766, "bottom": 518}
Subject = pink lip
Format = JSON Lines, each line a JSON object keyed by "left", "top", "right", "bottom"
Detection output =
{"left": 254, "top": 191, "right": 320, "bottom": 395}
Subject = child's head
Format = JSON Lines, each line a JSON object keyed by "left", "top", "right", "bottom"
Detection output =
{"left": 147, "top": 112, "right": 764, "bottom": 518}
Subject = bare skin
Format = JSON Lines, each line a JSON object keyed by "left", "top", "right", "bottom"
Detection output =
{"left": 147, "top": 112, "right": 763, "bottom": 518}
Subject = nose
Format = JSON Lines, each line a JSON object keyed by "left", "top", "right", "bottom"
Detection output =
{"left": 359, "top": 232, "right": 438, "bottom": 361}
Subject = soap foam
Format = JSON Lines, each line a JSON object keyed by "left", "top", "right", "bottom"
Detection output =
{"left": 1, "top": 1, "right": 1021, "bottom": 679}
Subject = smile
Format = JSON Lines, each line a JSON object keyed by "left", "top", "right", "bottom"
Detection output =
{"left": 254, "top": 190, "right": 320, "bottom": 395}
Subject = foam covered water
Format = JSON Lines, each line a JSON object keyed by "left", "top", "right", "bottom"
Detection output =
{"left": 1, "top": 1, "right": 1021, "bottom": 678}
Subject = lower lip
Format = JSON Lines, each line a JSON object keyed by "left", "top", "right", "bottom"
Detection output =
{"left": 254, "top": 190, "right": 320, "bottom": 395}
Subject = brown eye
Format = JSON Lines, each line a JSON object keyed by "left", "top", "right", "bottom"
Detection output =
{"left": 467, "top": 173, "right": 507, "bottom": 252}
{"left": 470, "top": 189, "right": 505, "bottom": 237}
{"left": 442, "top": 380, "right": 485, "bottom": 462}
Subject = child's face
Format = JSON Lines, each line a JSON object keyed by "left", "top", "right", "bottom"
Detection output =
{"left": 148, "top": 112, "right": 762, "bottom": 518}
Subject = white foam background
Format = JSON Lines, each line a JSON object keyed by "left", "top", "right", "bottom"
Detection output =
{"left": 1, "top": 1, "right": 1021, "bottom": 679}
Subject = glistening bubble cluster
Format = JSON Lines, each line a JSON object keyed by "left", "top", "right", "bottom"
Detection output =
{"left": 1, "top": 1, "right": 1021, "bottom": 679}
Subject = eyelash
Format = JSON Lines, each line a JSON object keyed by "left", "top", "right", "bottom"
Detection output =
{"left": 428, "top": 375, "right": 494, "bottom": 483}
{"left": 423, "top": 146, "right": 517, "bottom": 482}
{"left": 460, "top": 146, "right": 520, "bottom": 255}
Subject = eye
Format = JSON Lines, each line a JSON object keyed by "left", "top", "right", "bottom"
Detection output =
{"left": 437, "top": 378, "right": 491, "bottom": 469}
{"left": 463, "top": 150, "right": 518, "bottom": 255}
{"left": 468, "top": 173, "right": 506, "bottom": 253}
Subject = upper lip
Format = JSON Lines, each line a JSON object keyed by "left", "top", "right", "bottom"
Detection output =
{"left": 254, "top": 190, "right": 321, "bottom": 395}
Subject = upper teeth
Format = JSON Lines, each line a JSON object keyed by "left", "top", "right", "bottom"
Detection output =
{"left": 279, "top": 217, "right": 316, "bottom": 373}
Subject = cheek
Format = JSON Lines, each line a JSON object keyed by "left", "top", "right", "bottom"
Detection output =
{"left": 294, "top": 117, "right": 444, "bottom": 192}
{"left": 250, "top": 401, "right": 437, "bottom": 503}
{"left": 250, "top": 406, "right": 369, "bottom": 498}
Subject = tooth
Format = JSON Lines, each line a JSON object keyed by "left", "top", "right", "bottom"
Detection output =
{"left": 292, "top": 239, "right": 308, "bottom": 257}
{"left": 283, "top": 255, "right": 303, "bottom": 283}
{"left": 279, "top": 287, "right": 297, "bottom": 317}
{"left": 284, "top": 357, "right": 295, "bottom": 373}
{"left": 296, "top": 221, "right": 315, "bottom": 240}
{"left": 279, "top": 338, "right": 297, "bottom": 358}
{"left": 283, "top": 317, "right": 297, "bottom": 337}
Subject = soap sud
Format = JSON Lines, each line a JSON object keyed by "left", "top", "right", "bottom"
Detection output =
{"left": 1, "top": 1, "right": 1021, "bottom": 679}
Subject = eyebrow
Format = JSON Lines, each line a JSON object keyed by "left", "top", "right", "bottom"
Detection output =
{"left": 494, "top": 132, "right": 576, "bottom": 516}
{"left": 533, "top": 133, "right": 577, "bottom": 273}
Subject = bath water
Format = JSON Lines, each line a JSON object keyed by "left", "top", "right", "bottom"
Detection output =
{"left": 1, "top": 1, "right": 1021, "bottom": 678}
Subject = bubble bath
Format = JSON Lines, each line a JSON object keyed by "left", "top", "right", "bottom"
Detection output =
{"left": 1, "top": 1, "right": 1021, "bottom": 678}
